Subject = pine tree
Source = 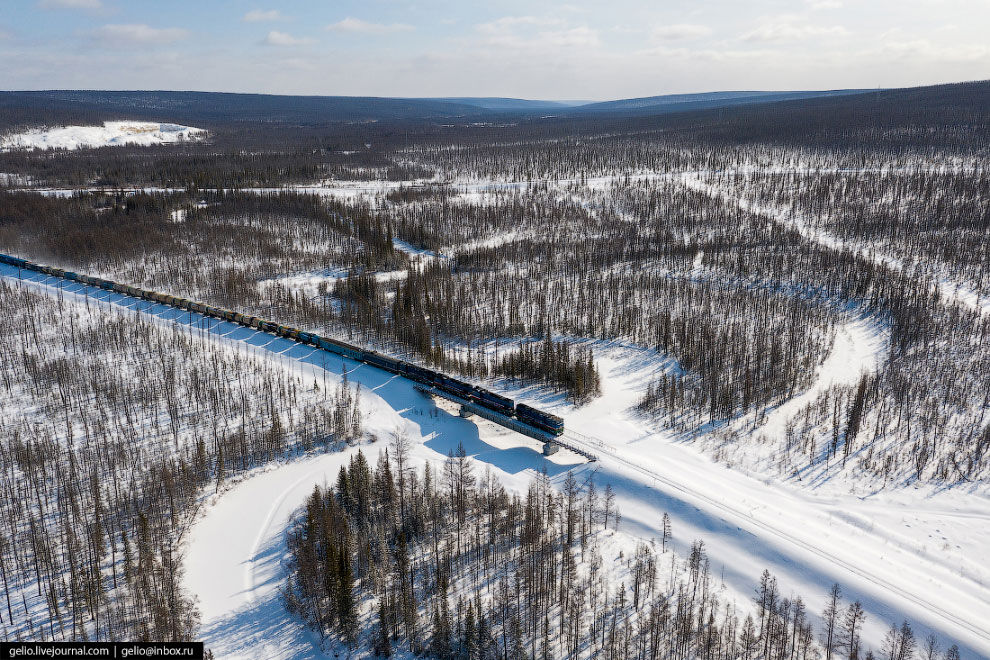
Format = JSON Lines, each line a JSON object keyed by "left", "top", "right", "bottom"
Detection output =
{"left": 462, "top": 601, "right": 476, "bottom": 659}
{"left": 374, "top": 598, "right": 392, "bottom": 658}
{"left": 842, "top": 600, "right": 866, "bottom": 660}
{"left": 661, "top": 512, "right": 672, "bottom": 553}
{"left": 214, "top": 443, "right": 225, "bottom": 493}
{"left": 822, "top": 583, "right": 842, "bottom": 660}
{"left": 337, "top": 547, "right": 358, "bottom": 645}
{"left": 603, "top": 484, "right": 616, "bottom": 530}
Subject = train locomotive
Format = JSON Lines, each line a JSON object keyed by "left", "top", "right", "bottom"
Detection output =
{"left": 0, "top": 253, "right": 565, "bottom": 436}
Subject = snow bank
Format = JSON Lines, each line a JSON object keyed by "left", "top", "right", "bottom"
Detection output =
{"left": 1, "top": 121, "right": 206, "bottom": 151}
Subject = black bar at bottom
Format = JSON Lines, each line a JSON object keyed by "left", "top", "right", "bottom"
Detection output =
{"left": 0, "top": 643, "right": 203, "bottom": 660}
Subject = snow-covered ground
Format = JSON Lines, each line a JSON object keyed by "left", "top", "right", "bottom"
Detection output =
{"left": 740, "top": 315, "right": 888, "bottom": 453}
{"left": 391, "top": 237, "right": 445, "bottom": 262}
{"left": 4, "top": 168, "right": 989, "bottom": 655}
{"left": 681, "top": 173, "right": 990, "bottom": 318}
{"left": 1, "top": 121, "right": 205, "bottom": 150}
{"left": 255, "top": 236, "right": 442, "bottom": 299}
{"left": 553, "top": 340, "right": 989, "bottom": 658}
{"left": 185, "top": 414, "right": 584, "bottom": 658}
{"left": 3, "top": 264, "right": 987, "bottom": 659}
{"left": 181, "top": 319, "right": 989, "bottom": 660}
{"left": 260, "top": 265, "right": 408, "bottom": 295}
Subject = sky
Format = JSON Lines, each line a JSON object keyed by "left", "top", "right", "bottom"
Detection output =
{"left": 1, "top": 0, "right": 988, "bottom": 101}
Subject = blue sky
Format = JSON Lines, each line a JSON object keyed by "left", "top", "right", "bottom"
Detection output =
{"left": 1, "top": 0, "right": 987, "bottom": 100}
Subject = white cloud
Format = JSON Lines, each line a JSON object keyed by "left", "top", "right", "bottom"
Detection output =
{"left": 471, "top": 16, "right": 599, "bottom": 55}
{"left": 263, "top": 30, "right": 314, "bottom": 47}
{"left": 538, "top": 26, "right": 600, "bottom": 48}
{"left": 652, "top": 24, "right": 712, "bottom": 41}
{"left": 91, "top": 24, "right": 190, "bottom": 46}
{"left": 476, "top": 16, "right": 564, "bottom": 34}
{"left": 868, "top": 34, "right": 990, "bottom": 62}
{"left": 325, "top": 18, "right": 414, "bottom": 34}
{"left": 243, "top": 9, "right": 286, "bottom": 23}
{"left": 38, "top": 0, "right": 102, "bottom": 8}
{"left": 742, "top": 20, "right": 849, "bottom": 42}
{"left": 808, "top": 0, "right": 843, "bottom": 8}
{"left": 639, "top": 44, "right": 780, "bottom": 64}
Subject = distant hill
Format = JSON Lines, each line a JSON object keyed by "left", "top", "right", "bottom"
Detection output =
{"left": 0, "top": 89, "right": 880, "bottom": 130}
{"left": 421, "top": 91, "right": 876, "bottom": 115}
{"left": 0, "top": 90, "right": 491, "bottom": 129}
{"left": 424, "top": 97, "right": 575, "bottom": 111}
{"left": 570, "top": 89, "right": 873, "bottom": 115}
{"left": 592, "top": 80, "right": 990, "bottom": 153}
{"left": 4, "top": 84, "right": 983, "bottom": 140}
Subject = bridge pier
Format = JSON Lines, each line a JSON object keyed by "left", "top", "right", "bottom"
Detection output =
{"left": 459, "top": 406, "right": 475, "bottom": 418}
{"left": 543, "top": 442, "right": 559, "bottom": 456}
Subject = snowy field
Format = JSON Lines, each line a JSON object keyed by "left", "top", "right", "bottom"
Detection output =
{"left": 2, "top": 263, "right": 988, "bottom": 660}
{"left": 1, "top": 121, "right": 205, "bottom": 150}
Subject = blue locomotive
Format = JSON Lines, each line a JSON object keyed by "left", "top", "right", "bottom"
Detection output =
{"left": 0, "top": 252, "right": 565, "bottom": 436}
{"left": 515, "top": 403, "right": 564, "bottom": 435}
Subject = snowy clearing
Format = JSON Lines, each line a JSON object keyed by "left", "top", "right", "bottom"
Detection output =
{"left": 552, "top": 339, "right": 990, "bottom": 659}
{"left": 1, "top": 121, "right": 205, "bottom": 151}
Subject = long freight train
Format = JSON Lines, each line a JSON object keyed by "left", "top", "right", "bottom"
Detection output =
{"left": 0, "top": 253, "right": 565, "bottom": 436}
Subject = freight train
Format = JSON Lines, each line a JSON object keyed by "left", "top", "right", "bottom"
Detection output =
{"left": 0, "top": 253, "right": 565, "bottom": 436}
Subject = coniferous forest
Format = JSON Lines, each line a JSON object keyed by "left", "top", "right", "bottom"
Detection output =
{"left": 284, "top": 441, "right": 957, "bottom": 660}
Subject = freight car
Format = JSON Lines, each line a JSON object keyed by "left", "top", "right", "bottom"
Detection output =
{"left": 1, "top": 255, "right": 28, "bottom": 268}
{"left": 0, "top": 252, "right": 565, "bottom": 437}
{"left": 400, "top": 362, "right": 439, "bottom": 385}
{"left": 475, "top": 389, "right": 515, "bottom": 416}
{"left": 317, "top": 336, "right": 364, "bottom": 361}
{"left": 515, "top": 403, "right": 565, "bottom": 435}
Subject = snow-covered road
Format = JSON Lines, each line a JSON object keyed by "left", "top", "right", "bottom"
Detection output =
{"left": 3, "top": 264, "right": 988, "bottom": 660}
{"left": 553, "top": 331, "right": 988, "bottom": 655}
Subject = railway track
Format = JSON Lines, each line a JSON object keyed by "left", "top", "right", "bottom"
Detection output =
{"left": 0, "top": 252, "right": 566, "bottom": 446}
{"left": 559, "top": 431, "right": 990, "bottom": 644}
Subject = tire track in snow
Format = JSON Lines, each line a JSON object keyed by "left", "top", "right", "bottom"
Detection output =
{"left": 748, "top": 315, "right": 888, "bottom": 443}
{"left": 242, "top": 462, "right": 337, "bottom": 604}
